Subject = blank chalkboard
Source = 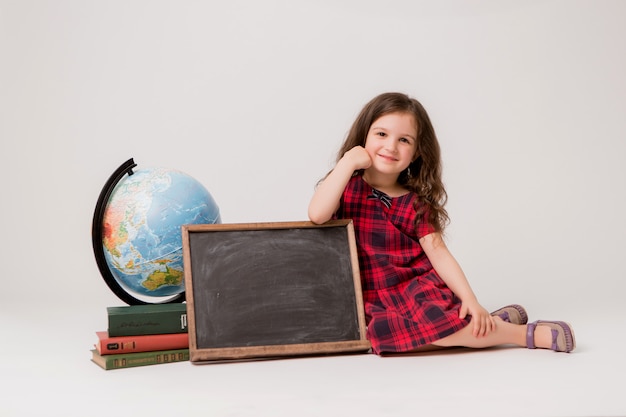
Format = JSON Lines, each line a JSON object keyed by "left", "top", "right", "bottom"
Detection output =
{"left": 181, "top": 220, "right": 371, "bottom": 362}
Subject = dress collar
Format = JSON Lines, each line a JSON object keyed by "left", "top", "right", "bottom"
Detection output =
{"left": 368, "top": 188, "right": 392, "bottom": 208}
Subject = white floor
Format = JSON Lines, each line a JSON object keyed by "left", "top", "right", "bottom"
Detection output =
{"left": 1, "top": 305, "right": 623, "bottom": 417}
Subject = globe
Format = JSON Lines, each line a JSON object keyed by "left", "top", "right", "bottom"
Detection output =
{"left": 92, "top": 158, "right": 221, "bottom": 304}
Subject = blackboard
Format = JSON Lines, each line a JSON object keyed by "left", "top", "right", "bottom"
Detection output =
{"left": 181, "top": 220, "right": 371, "bottom": 362}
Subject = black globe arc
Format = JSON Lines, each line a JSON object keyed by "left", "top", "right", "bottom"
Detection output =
{"left": 91, "top": 158, "right": 185, "bottom": 305}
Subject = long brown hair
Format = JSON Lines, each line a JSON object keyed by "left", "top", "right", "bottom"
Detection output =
{"left": 336, "top": 92, "right": 449, "bottom": 233}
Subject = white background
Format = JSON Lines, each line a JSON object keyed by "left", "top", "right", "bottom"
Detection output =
{"left": 1, "top": 1, "right": 625, "bottom": 416}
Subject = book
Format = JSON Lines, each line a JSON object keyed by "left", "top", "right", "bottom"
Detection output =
{"left": 107, "top": 303, "right": 188, "bottom": 337}
{"left": 95, "top": 331, "right": 189, "bottom": 355}
{"left": 91, "top": 348, "right": 190, "bottom": 370}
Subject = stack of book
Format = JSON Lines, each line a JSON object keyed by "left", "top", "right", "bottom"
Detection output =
{"left": 90, "top": 303, "right": 190, "bottom": 370}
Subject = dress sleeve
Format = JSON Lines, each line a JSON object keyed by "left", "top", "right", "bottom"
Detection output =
{"left": 415, "top": 203, "right": 436, "bottom": 239}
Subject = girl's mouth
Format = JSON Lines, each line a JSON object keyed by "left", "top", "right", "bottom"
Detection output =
{"left": 378, "top": 154, "right": 398, "bottom": 162}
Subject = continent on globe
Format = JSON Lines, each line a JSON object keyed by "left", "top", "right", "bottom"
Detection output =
{"left": 142, "top": 265, "right": 185, "bottom": 291}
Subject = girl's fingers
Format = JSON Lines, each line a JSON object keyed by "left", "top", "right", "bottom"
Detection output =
{"left": 473, "top": 315, "right": 493, "bottom": 338}
{"left": 473, "top": 320, "right": 479, "bottom": 337}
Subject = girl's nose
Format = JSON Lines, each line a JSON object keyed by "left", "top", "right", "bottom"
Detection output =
{"left": 384, "top": 139, "right": 398, "bottom": 152}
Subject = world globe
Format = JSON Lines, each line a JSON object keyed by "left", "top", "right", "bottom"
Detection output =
{"left": 92, "top": 158, "right": 221, "bottom": 305}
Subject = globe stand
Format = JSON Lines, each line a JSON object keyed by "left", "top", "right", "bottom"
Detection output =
{"left": 91, "top": 158, "right": 185, "bottom": 305}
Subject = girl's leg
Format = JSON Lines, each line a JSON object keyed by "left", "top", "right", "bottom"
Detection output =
{"left": 430, "top": 317, "right": 554, "bottom": 350}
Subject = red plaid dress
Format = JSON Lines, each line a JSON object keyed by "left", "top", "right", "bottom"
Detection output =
{"left": 335, "top": 175, "right": 470, "bottom": 354}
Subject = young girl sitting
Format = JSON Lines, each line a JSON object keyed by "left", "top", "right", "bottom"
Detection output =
{"left": 308, "top": 92, "right": 575, "bottom": 354}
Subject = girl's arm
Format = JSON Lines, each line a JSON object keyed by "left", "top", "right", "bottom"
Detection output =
{"left": 419, "top": 232, "right": 495, "bottom": 337}
{"left": 308, "top": 146, "right": 371, "bottom": 224}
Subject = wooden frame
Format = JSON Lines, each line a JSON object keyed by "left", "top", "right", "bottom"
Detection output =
{"left": 181, "top": 220, "right": 370, "bottom": 362}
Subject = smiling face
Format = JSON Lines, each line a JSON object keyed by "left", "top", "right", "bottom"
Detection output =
{"left": 363, "top": 112, "right": 418, "bottom": 181}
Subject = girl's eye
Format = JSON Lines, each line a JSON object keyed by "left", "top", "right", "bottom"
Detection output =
{"left": 377, "top": 132, "right": 386, "bottom": 137}
{"left": 400, "top": 137, "right": 411, "bottom": 144}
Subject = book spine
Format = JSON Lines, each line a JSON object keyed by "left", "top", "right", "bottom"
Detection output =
{"left": 92, "top": 349, "right": 190, "bottom": 370}
{"left": 108, "top": 308, "right": 188, "bottom": 337}
{"left": 96, "top": 332, "right": 189, "bottom": 355}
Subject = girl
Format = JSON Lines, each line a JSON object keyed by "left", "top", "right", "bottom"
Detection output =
{"left": 308, "top": 92, "right": 575, "bottom": 355}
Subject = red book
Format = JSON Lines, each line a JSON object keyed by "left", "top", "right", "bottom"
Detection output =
{"left": 95, "top": 331, "right": 189, "bottom": 355}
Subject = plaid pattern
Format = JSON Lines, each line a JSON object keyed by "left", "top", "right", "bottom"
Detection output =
{"left": 335, "top": 176, "right": 469, "bottom": 354}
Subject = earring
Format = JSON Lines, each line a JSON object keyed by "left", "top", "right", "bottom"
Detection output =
{"left": 406, "top": 167, "right": 412, "bottom": 179}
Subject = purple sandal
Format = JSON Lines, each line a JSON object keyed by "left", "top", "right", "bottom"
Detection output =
{"left": 526, "top": 320, "right": 576, "bottom": 353}
{"left": 490, "top": 304, "right": 528, "bottom": 325}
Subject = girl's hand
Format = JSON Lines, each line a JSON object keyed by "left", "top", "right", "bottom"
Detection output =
{"left": 459, "top": 300, "right": 495, "bottom": 338}
{"left": 343, "top": 146, "right": 372, "bottom": 171}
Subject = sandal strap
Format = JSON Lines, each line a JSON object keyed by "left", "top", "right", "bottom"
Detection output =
{"left": 526, "top": 321, "right": 538, "bottom": 349}
{"left": 527, "top": 320, "right": 576, "bottom": 352}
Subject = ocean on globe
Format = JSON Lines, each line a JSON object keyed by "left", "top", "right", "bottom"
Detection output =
{"left": 102, "top": 167, "right": 220, "bottom": 300}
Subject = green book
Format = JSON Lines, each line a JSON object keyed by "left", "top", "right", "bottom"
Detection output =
{"left": 91, "top": 348, "right": 189, "bottom": 370}
{"left": 107, "top": 303, "right": 188, "bottom": 337}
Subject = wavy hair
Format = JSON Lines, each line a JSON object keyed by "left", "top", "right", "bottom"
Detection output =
{"left": 336, "top": 92, "right": 449, "bottom": 233}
